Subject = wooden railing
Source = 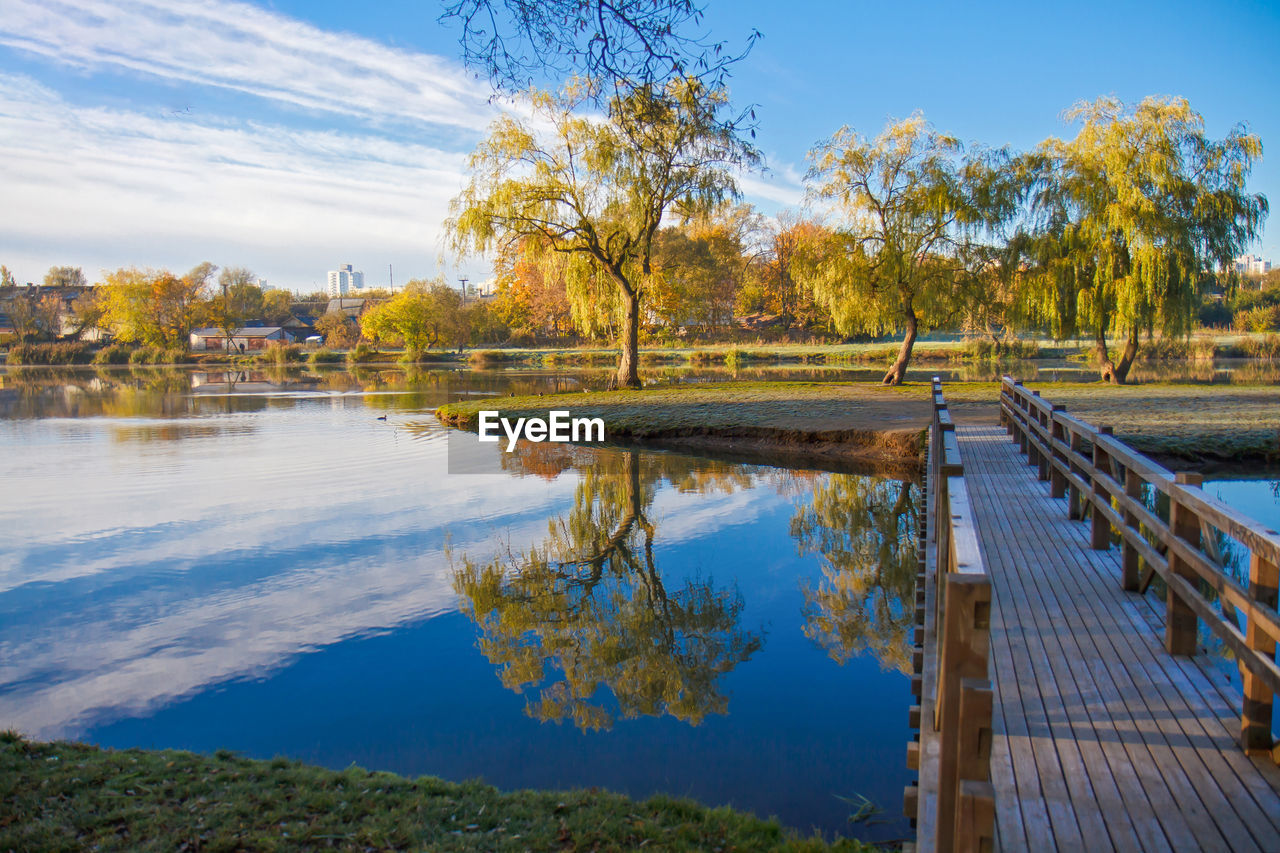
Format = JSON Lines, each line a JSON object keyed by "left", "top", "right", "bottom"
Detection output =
{"left": 1001, "top": 377, "right": 1280, "bottom": 759}
{"left": 906, "top": 378, "right": 996, "bottom": 853}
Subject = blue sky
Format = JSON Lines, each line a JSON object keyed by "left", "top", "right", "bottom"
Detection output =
{"left": 1, "top": 0, "right": 1276, "bottom": 291}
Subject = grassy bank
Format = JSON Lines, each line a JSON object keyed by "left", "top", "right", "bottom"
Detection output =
{"left": 437, "top": 380, "right": 1280, "bottom": 470}
{"left": 0, "top": 734, "right": 873, "bottom": 852}
{"left": 437, "top": 381, "right": 931, "bottom": 474}
{"left": 945, "top": 382, "right": 1280, "bottom": 466}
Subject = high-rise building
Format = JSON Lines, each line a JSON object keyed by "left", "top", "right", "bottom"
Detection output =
{"left": 1234, "top": 254, "right": 1273, "bottom": 276}
{"left": 327, "top": 264, "right": 365, "bottom": 297}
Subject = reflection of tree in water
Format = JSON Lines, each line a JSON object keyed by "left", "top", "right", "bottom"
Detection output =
{"left": 452, "top": 447, "right": 765, "bottom": 731}
{"left": 794, "top": 475, "right": 918, "bottom": 674}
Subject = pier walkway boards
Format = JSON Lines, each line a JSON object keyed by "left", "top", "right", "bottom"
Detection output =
{"left": 906, "top": 379, "right": 1280, "bottom": 853}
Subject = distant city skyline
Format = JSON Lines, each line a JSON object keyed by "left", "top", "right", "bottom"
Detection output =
{"left": 0, "top": 0, "right": 1275, "bottom": 290}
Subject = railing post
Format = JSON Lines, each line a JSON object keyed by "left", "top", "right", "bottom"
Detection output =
{"left": 1166, "top": 472, "right": 1203, "bottom": 657}
{"left": 1037, "top": 404, "right": 1053, "bottom": 482}
{"left": 1243, "top": 552, "right": 1279, "bottom": 756}
{"left": 1121, "top": 465, "right": 1144, "bottom": 591}
{"left": 1091, "top": 426, "right": 1114, "bottom": 550}
{"left": 952, "top": 678, "right": 995, "bottom": 853}
{"left": 1008, "top": 380, "right": 1023, "bottom": 442}
{"left": 999, "top": 379, "right": 1008, "bottom": 431}
{"left": 1050, "top": 407, "right": 1067, "bottom": 499}
{"left": 1025, "top": 391, "right": 1042, "bottom": 468}
{"left": 1067, "top": 429, "right": 1084, "bottom": 520}
{"left": 935, "top": 575, "right": 992, "bottom": 853}
{"left": 956, "top": 779, "right": 996, "bottom": 853}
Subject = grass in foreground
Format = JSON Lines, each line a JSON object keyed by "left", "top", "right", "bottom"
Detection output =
{"left": 0, "top": 734, "right": 877, "bottom": 852}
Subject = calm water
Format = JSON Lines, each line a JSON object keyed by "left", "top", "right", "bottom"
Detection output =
{"left": 0, "top": 366, "right": 921, "bottom": 843}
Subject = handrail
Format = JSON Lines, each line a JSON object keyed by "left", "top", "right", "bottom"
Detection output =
{"left": 906, "top": 378, "right": 996, "bottom": 852}
{"left": 1001, "top": 376, "right": 1280, "bottom": 758}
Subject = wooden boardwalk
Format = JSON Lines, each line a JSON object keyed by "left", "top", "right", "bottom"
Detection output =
{"left": 958, "top": 422, "right": 1280, "bottom": 852}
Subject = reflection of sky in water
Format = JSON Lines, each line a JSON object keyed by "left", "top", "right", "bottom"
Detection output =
{"left": 0, "top": 370, "right": 914, "bottom": 842}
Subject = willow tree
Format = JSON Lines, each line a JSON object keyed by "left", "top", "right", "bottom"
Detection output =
{"left": 1017, "top": 96, "right": 1266, "bottom": 384}
{"left": 449, "top": 79, "right": 756, "bottom": 388}
{"left": 804, "top": 115, "right": 1014, "bottom": 385}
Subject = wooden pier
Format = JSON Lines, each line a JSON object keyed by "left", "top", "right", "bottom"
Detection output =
{"left": 907, "top": 379, "right": 1280, "bottom": 852}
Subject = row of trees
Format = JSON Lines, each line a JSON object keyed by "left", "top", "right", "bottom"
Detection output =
{"left": 450, "top": 83, "right": 1267, "bottom": 386}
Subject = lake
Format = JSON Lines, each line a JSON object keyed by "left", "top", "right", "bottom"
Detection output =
{"left": 0, "top": 366, "right": 925, "bottom": 843}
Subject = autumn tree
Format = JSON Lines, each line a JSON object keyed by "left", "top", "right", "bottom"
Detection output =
{"left": 43, "top": 266, "right": 87, "bottom": 288}
{"left": 97, "top": 263, "right": 213, "bottom": 347}
{"left": 261, "top": 289, "right": 294, "bottom": 326}
{"left": 3, "top": 292, "right": 37, "bottom": 341}
{"left": 740, "top": 213, "right": 830, "bottom": 334}
{"left": 69, "top": 288, "right": 107, "bottom": 339}
{"left": 360, "top": 279, "right": 470, "bottom": 354}
{"left": 647, "top": 203, "right": 750, "bottom": 334}
{"left": 32, "top": 294, "right": 63, "bottom": 340}
{"left": 804, "top": 115, "right": 1014, "bottom": 384}
{"left": 1014, "top": 96, "right": 1267, "bottom": 383}
{"left": 450, "top": 79, "right": 756, "bottom": 388}
{"left": 492, "top": 237, "right": 575, "bottom": 343}
{"left": 314, "top": 310, "right": 358, "bottom": 348}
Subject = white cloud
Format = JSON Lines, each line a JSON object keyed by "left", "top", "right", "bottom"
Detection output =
{"left": 0, "top": 0, "right": 495, "bottom": 132}
{"left": 0, "top": 72, "right": 476, "bottom": 287}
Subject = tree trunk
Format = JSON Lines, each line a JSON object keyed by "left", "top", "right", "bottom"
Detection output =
{"left": 1095, "top": 329, "right": 1119, "bottom": 384}
{"left": 615, "top": 288, "right": 642, "bottom": 389}
{"left": 882, "top": 306, "right": 918, "bottom": 386}
{"left": 1112, "top": 327, "right": 1140, "bottom": 385}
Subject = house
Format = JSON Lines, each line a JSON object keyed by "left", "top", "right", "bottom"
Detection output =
{"left": 189, "top": 326, "right": 296, "bottom": 352}
{"left": 281, "top": 313, "right": 318, "bottom": 341}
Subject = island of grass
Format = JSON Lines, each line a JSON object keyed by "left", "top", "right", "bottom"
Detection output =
{"left": 435, "top": 380, "right": 1280, "bottom": 473}
{"left": 0, "top": 734, "right": 876, "bottom": 852}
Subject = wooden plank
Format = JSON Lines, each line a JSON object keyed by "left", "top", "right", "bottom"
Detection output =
{"left": 966, "top": 437, "right": 1170, "bottom": 851}
{"left": 957, "top": 423, "right": 1280, "bottom": 850}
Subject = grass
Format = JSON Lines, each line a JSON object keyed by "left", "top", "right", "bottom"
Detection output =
{"left": 437, "top": 379, "right": 1280, "bottom": 468}
{"left": 933, "top": 382, "right": 1280, "bottom": 464}
{"left": 0, "top": 734, "right": 876, "bottom": 852}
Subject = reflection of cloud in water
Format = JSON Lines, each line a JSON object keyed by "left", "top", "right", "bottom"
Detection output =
{"left": 0, "top": 402, "right": 580, "bottom": 739}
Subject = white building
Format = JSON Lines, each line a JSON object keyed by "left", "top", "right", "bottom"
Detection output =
{"left": 1235, "top": 254, "right": 1273, "bottom": 276}
{"left": 327, "top": 264, "right": 365, "bottom": 297}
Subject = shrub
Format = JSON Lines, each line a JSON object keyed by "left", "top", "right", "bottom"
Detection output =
{"left": 346, "top": 342, "right": 380, "bottom": 364}
{"left": 92, "top": 344, "right": 132, "bottom": 365}
{"left": 1198, "top": 299, "right": 1234, "bottom": 329}
{"left": 270, "top": 342, "right": 304, "bottom": 364}
{"left": 308, "top": 348, "right": 343, "bottom": 365}
{"left": 1136, "top": 338, "right": 1216, "bottom": 361}
{"left": 468, "top": 349, "right": 511, "bottom": 367}
{"left": 129, "top": 345, "right": 165, "bottom": 364}
{"left": 1236, "top": 305, "right": 1280, "bottom": 334}
{"left": 962, "top": 339, "right": 1041, "bottom": 360}
{"left": 7, "top": 342, "right": 93, "bottom": 365}
{"left": 1239, "top": 334, "right": 1280, "bottom": 360}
